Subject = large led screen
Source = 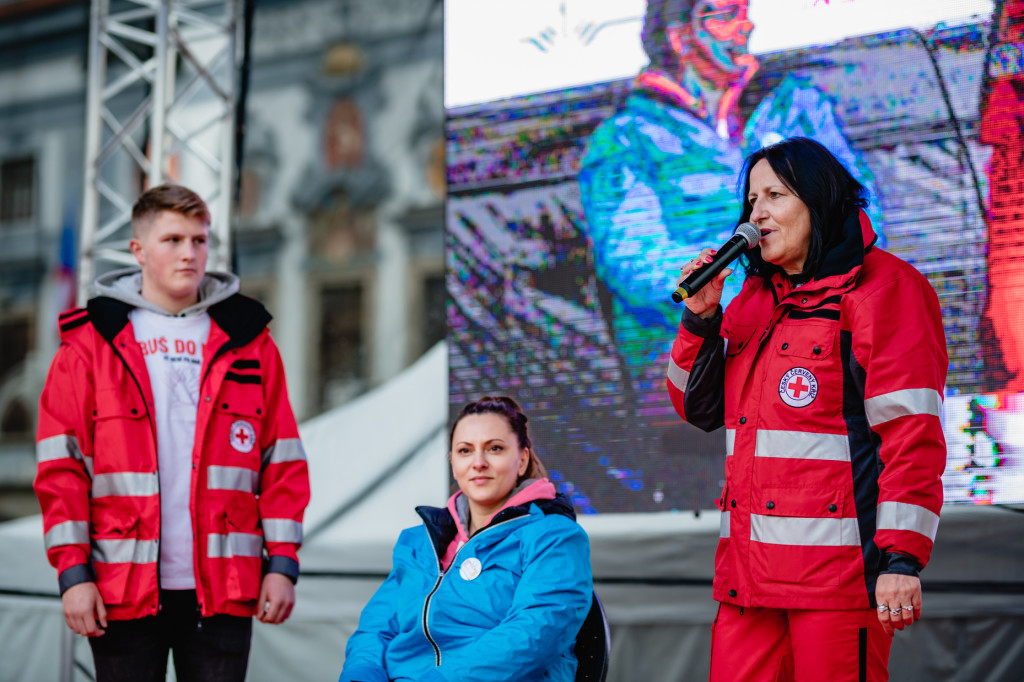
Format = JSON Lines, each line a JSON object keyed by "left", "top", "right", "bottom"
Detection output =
{"left": 445, "top": 0, "right": 1024, "bottom": 512}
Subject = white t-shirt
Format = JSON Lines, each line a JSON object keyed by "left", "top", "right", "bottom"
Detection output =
{"left": 129, "top": 308, "right": 211, "bottom": 590}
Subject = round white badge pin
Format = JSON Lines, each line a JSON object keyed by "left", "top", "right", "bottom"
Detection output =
{"left": 459, "top": 557, "right": 482, "bottom": 581}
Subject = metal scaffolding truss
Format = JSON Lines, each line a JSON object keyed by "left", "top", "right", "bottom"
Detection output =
{"left": 78, "top": 0, "right": 244, "bottom": 303}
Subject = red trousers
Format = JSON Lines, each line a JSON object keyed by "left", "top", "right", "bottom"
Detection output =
{"left": 709, "top": 603, "right": 892, "bottom": 682}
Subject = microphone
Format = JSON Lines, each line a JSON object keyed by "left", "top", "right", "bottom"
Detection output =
{"left": 671, "top": 222, "right": 761, "bottom": 303}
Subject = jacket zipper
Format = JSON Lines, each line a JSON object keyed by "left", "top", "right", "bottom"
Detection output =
{"left": 420, "top": 516, "right": 525, "bottom": 667}
{"left": 421, "top": 571, "right": 444, "bottom": 665}
{"left": 192, "top": 358, "right": 220, "bottom": 616}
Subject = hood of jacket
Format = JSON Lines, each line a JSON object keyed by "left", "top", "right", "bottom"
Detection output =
{"left": 761, "top": 208, "right": 878, "bottom": 305}
{"left": 812, "top": 208, "right": 877, "bottom": 282}
{"left": 417, "top": 483, "right": 576, "bottom": 567}
{"left": 94, "top": 267, "right": 240, "bottom": 317}
{"left": 449, "top": 478, "right": 557, "bottom": 541}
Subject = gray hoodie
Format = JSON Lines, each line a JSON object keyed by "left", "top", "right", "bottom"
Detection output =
{"left": 93, "top": 268, "right": 240, "bottom": 317}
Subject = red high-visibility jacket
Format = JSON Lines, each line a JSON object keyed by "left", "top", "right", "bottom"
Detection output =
{"left": 668, "top": 211, "right": 947, "bottom": 610}
{"left": 35, "top": 293, "right": 310, "bottom": 620}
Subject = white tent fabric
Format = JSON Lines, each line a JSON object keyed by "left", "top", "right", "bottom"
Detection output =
{"left": 0, "top": 514, "right": 70, "bottom": 681}
{"left": 299, "top": 341, "right": 450, "bottom": 549}
{"left": 2, "top": 342, "right": 1024, "bottom": 681}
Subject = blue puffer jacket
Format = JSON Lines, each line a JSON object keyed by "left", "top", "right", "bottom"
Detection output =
{"left": 339, "top": 494, "right": 592, "bottom": 682}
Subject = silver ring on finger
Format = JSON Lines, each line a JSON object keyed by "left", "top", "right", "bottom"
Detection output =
{"left": 877, "top": 603, "right": 889, "bottom": 613}
{"left": 889, "top": 607, "right": 902, "bottom": 616}
{"left": 903, "top": 605, "right": 913, "bottom": 612}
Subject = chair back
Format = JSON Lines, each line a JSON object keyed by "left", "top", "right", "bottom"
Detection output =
{"left": 574, "top": 590, "right": 610, "bottom": 682}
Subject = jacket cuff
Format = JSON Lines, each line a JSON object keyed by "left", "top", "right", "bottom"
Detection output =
{"left": 266, "top": 555, "right": 300, "bottom": 584}
{"left": 681, "top": 305, "right": 723, "bottom": 338}
{"left": 879, "top": 552, "right": 922, "bottom": 577}
{"left": 58, "top": 563, "right": 96, "bottom": 595}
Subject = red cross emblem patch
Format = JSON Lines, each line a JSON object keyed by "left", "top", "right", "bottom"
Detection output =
{"left": 779, "top": 367, "right": 818, "bottom": 408}
{"left": 230, "top": 420, "right": 257, "bottom": 453}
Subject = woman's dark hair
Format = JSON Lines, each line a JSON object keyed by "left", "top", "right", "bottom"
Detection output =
{"left": 449, "top": 396, "right": 547, "bottom": 485}
{"left": 738, "top": 136, "right": 867, "bottom": 280}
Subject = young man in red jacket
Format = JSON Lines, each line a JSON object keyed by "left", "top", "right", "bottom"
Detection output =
{"left": 34, "top": 184, "right": 311, "bottom": 681}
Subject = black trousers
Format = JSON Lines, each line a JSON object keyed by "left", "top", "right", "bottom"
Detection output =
{"left": 88, "top": 590, "right": 252, "bottom": 682}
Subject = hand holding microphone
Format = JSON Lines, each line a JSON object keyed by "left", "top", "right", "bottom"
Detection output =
{"left": 673, "top": 222, "right": 761, "bottom": 318}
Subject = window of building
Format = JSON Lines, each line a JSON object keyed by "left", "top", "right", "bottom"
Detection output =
{"left": 0, "top": 157, "right": 36, "bottom": 225}
{"left": 1, "top": 400, "right": 30, "bottom": 439}
{"left": 0, "top": 317, "right": 30, "bottom": 384}
{"left": 319, "top": 283, "right": 366, "bottom": 410}
{"left": 422, "top": 272, "right": 446, "bottom": 350}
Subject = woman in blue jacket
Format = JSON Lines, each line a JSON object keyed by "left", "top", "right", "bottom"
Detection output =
{"left": 339, "top": 396, "right": 593, "bottom": 682}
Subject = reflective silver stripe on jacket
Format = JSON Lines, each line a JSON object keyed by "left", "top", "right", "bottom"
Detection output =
{"left": 261, "top": 438, "right": 306, "bottom": 470}
{"left": 755, "top": 430, "right": 851, "bottom": 462}
{"left": 725, "top": 429, "right": 735, "bottom": 456}
{"left": 667, "top": 357, "right": 690, "bottom": 393}
{"left": 92, "top": 538, "right": 159, "bottom": 564}
{"left": 207, "top": 532, "right": 264, "bottom": 559}
{"left": 262, "top": 518, "right": 303, "bottom": 544}
{"left": 864, "top": 388, "right": 942, "bottom": 428}
{"left": 719, "top": 511, "right": 730, "bottom": 539}
{"left": 92, "top": 472, "right": 159, "bottom": 498}
{"left": 207, "top": 466, "right": 259, "bottom": 493}
{"left": 37, "top": 435, "right": 93, "bottom": 478}
{"left": 877, "top": 501, "right": 940, "bottom": 541}
{"left": 44, "top": 520, "right": 90, "bottom": 550}
{"left": 750, "top": 514, "right": 861, "bottom": 546}
{"left": 37, "top": 434, "right": 83, "bottom": 463}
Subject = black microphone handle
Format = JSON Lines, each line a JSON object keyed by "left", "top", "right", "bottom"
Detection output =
{"left": 671, "top": 234, "right": 750, "bottom": 303}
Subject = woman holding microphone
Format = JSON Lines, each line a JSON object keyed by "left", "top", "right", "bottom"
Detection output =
{"left": 667, "top": 137, "right": 947, "bottom": 681}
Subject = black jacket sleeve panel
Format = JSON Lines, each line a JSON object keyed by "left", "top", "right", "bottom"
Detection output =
{"left": 668, "top": 306, "right": 726, "bottom": 433}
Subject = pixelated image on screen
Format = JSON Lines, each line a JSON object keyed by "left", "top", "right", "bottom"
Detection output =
{"left": 446, "top": 0, "right": 1024, "bottom": 512}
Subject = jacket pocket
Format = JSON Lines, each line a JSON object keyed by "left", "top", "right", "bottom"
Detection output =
{"left": 215, "top": 384, "right": 264, "bottom": 463}
{"left": 713, "top": 484, "right": 733, "bottom": 589}
{"left": 749, "top": 485, "right": 847, "bottom": 587}
{"left": 91, "top": 514, "right": 141, "bottom": 606}
{"left": 715, "top": 484, "right": 731, "bottom": 539}
{"left": 93, "top": 389, "right": 149, "bottom": 467}
{"left": 212, "top": 500, "right": 264, "bottom": 603}
{"left": 775, "top": 323, "right": 837, "bottom": 361}
{"left": 725, "top": 324, "right": 758, "bottom": 357}
{"left": 94, "top": 388, "right": 148, "bottom": 420}
{"left": 769, "top": 323, "right": 841, "bottom": 419}
{"left": 218, "top": 384, "right": 263, "bottom": 418}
